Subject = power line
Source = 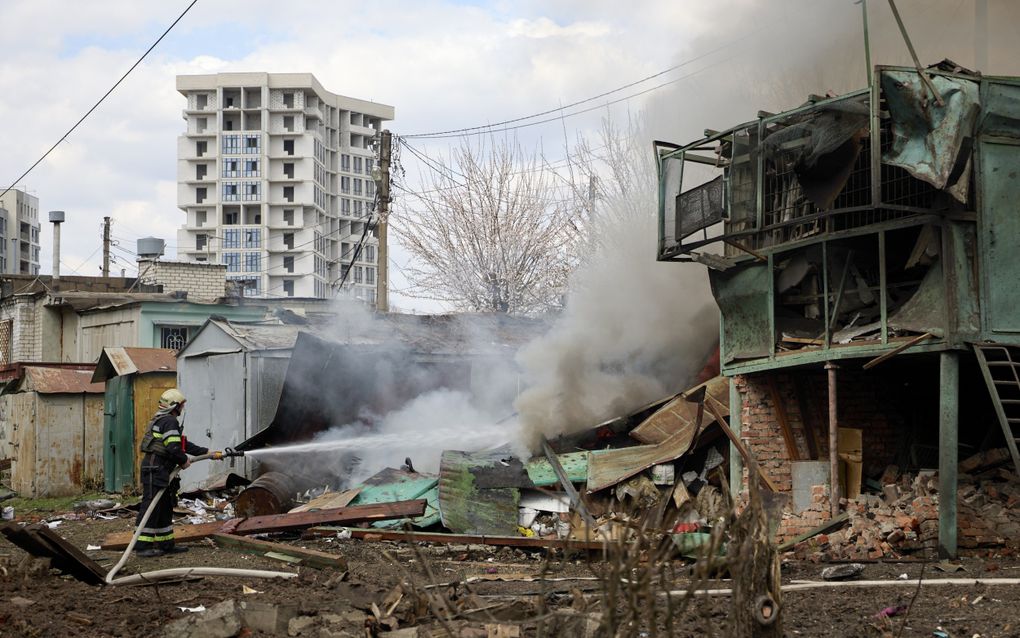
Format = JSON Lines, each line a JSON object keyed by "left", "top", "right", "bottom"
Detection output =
{"left": 0, "top": 0, "right": 200, "bottom": 201}
{"left": 402, "top": 32, "right": 751, "bottom": 139}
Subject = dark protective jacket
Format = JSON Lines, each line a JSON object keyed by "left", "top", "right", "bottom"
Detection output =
{"left": 140, "top": 413, "right": 208, "bottom": 485}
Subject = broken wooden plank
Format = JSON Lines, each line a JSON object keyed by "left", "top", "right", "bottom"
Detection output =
{"left": 862, "top": 332, "right": 933, "bottom": 370}
{"left": 0, "top": 523, "right": 108, "bottom": 585}
{"left": 704, "top": 400, "right": 779, "bottom": 492}
{"left": 304, "top": 527, "right": 607, "bottom": 551}
{"left": 540, "top": 436, "right": 596, "bottom": 528}
{"left": 767, "top": 376, "right": 800, "bottom": 461}
{"left": 100, "top": 499, "right": 427, "bottom": 550}
{"left": 777, "top": 512, "right": 850, "bottom": 552}
{"left": 211, "top": 533, "right": 347, "bottom": 570}
{"left": 288, "top": 488, "right": 361, "bottom": 513}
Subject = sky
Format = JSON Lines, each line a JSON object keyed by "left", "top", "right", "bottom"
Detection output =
{"left": 0, "top": 0, "right": 1015, "bottom": 312}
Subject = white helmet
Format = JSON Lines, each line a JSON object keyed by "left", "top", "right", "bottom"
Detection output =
{"left": 159, "top": 388, "right": 186, "bottom": 410}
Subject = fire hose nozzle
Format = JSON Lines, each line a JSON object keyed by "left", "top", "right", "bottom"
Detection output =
{"left": 223, "top": 447, "right": 244, "bottom": 458}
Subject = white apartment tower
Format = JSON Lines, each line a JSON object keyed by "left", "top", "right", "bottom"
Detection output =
{"left": 176, "top": 73, "right": 394, "bottom": 301}
{"left": 0, "top": 189, "right": 41, "bottom": 276}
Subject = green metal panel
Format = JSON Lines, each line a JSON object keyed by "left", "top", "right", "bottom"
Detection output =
{"left": 524, "top": 451, "right": 588, "bottom": 486}
{"left": 438, "top": 450, "right": 520, "bottom": 535}
{"left": 102, "top": 375, "right": 134, "bottom": 492}
{"left": 710, "top": 261, "right": 772, "bottom": 363}
{"left": 979, "top": 141, "right": 1020, "bottom": 334}
{"left": 981, "top": 81, "right": 1020, "bottom": 138}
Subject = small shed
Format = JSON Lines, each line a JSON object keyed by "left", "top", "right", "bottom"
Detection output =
{"left": 0, "top": 366, "right": 105, "bottom": 497}
{"left": 91, "top": 347, "right": 177, "bottom": 492}
{"left": 176, "top": 319, "right": 300, "bottom": 489}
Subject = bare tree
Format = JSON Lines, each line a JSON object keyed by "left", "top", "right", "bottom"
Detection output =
{"left": 393, "top": 138, "right": 577, "bottom": 314}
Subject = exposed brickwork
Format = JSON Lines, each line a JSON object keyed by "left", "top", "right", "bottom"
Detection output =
{"left": 138, "top": 259, "right": 227, "bottom": 302}
{"left": 734, "top": 369, "right": 903, "bottom": 496}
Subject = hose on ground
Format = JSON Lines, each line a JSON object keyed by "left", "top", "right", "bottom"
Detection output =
{"left": 104, "top": 453, "right": 297, "bottom": 586}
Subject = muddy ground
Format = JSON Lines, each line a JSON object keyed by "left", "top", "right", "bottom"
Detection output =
{"left": 1, "top": 514, "right": 1019, "bottom": 637}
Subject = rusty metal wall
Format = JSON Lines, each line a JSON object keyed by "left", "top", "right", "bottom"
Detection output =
{"left": 8, "top": 393, "right": 104, "bottom": 497}
{"left": 79, "top": 306, "right": 139, "bottom": 363}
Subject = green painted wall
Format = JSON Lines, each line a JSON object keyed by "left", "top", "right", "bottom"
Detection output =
{"left": 138, "top": 302, "right": 266, "bottom": 348}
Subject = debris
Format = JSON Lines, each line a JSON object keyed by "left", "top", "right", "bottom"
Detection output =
{"left": 241, "top": 585, "right": 261, "bottom": 595}
{"left": 821, "top": 563, "right": 865, "bottom": 581}
{"left": 101, "top": 499, "right": 428, "bottom": 550}
{"left": 180, "top": 606, "right": 207, "bottom": 613}
{"left": 211, "top": 534, "right": 347, "bottom": 570}
{"left": 0, "top": 522, "right": 107, "bottom": 585}
{"left": 288, "top": 488, "right": 361, "bottom": 513}
{"left": 2, "top": 506, "right": 14, "bottom": 521}
{"left": 874, "top": 605, "right": 907, "bottom": 619}
{"left": 165, "top": 600, "right": 240, "bottom": 638}
{"left": 305, "top": 527, "right": 606, "bottom": 550}
{"left": 86, "top": 544, "right": 101, "bottom": 551}
{"left": 9, "top": 597, "right": 34, "bottom": 607}
{"left": 934, "top": 561, "right": 965, "bottom": 573}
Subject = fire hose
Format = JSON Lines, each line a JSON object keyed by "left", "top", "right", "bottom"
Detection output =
{"left": 105, "top": 448, "right": 298, "bottom": 586}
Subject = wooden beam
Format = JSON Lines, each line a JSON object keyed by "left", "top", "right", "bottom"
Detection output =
{"left": 862, "top": 332, "right": 933, "bottom": 370}
{"left": 540, "top": 436, "right": 596, "bottom": 528}
{"left": 704, "top": 400, "right": 779, "bottom": 492}
{"left": 767, "top": 376, "right": 800, "bottom": 461}
{"left": 100, "top": 499, "right": 427, "bottom": 550}
{"left": 1, "top": 523, "right": 108, "bottom": 585}
{"left": 777, "top": 512, "right": 849, "bottom": 552}
{"left": 211, "top": 534, "right": 347, "bottom": 570}
{"left": 304, "top": 527, "right": 607, "bottom": 551}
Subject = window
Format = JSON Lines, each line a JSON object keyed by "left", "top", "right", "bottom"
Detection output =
{"left": 353, "top": 157, "right": 363, "bottom": 174}
{"left": 196, "top": 234, "right": 208, "bottom": 251}
{"left": 196, "top": 140, "right": 207, "bottom": 157}
{"left": 364, "top": 245, "right": 376, "bottom": 263}
{"left": 366, "top": 180, "right": 376, "bottom": 198}
{"left": 283, "top": 256, "right": 294, "bottom": 273}
{"left": 341, "top": 198, "right": 350, "bottom": 214}
{"left": 228, "top": 275, "right": 261, "bottom": 297}
{"left": 283, "top": 162, "right": 294, "bottom": 178}
{"left": 222, "top": 134, "right": 241, "bottom": 154}
{"left": 283, "top": 209, "right": 294, "bottom": 225}
{"left": 223, "top": 158, "right": 239, "bottom": 177}
{"left": 196, "top": 117, "right": 207, "bottom": 133}
{"left": 242, "top": 181, "right": 260, "bottom": 201}
{"left": 243, "top": 228, "right": 261, "bottom": 248}
{"left": 341, "top": 177, "right": 350, "bottom": 194}
{"left": 196, "top": 164, "right": 207, "bottom": 180}
{"left": 224, "top": 210, "right": 240, "bottom": 225}
{"left": 341, "top": 242, "right": 350, "bottom": 258}
{"left": 223, "top": 252, "right": 241, "bottom": 272}
{"left": 196, "top": 94, "right": 208, "bottom": 110}
{"left": 283, "top": 280, "right": 294, "bottom": 296}
{"left": 223, "top": 182, "right": 239, "bottom": 201}
{"left": 366, "top": 266, "right": 375, "bottom": 285}
{"left": 283, "top": 116, "right": 294, "bottom": 132}
{"left": 223, "top": 228, "right": 241, "bottom": 248}
{"left": 366, "top": 158, "right": 374, "bottom": 174}
{"left": 353, "top": 200, "right": 363, "bottom": 217}
{"left": 224, "top": 119, "right": 234, "bottom": 131}
{"left": 243, "top": 134, "right": 260, "bottom": 154}
{"left": 283, "top": 186, "right": 294, "bottom": 202}
{"left": 283, "top": 232, "right": 294, "bottom": 249}
{"left": 243, "top": 159, "right": 259, "bottom": 177}
{"left": 283, "top": 139, "right": 294, "bottom": 156}
{"left": 353, "top": 179, "right": 362, "bottom": 195}
{"left": 341, "top": 154, "right": 350, "bottom": 171}
{"left": 283, "top": 92, "right": 294, "bottom": 108}
{"left": 161, "top": 326, "right": 189, "bottom": 351}
{"left": 354, "top": 266, "right": 363, "bottom": 284}
{"left": 196, "top": 187, "right": 207, "bottom": 204}
{"left": 244, "top": 252, "right": 261, "bottom": 272}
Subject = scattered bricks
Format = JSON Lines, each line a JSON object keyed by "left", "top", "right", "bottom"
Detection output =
{"left": 886, "top": 529, "right": 905, "bottom": 543}
{"left": 895, "top": 514, "right": 919, "bottom": 531}
{"left": 880, "top": 465, "right": 900, "bottom": 485}
{"left": 959, "top": 448, "right": 1011, "bottom": 474}
{"left": 882, "top": 484, "right": 900, "bottom": 504}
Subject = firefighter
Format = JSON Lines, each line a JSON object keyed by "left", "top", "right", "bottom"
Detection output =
{"left": 135, "top": 388, "right": 211, "bottom": 557}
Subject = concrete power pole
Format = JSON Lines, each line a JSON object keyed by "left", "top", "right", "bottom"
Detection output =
{"left": 102, "top": 216, "right": 111, "bottom": 277}
{"left": 375, "top": 130, "right": 392, "bottom": 312}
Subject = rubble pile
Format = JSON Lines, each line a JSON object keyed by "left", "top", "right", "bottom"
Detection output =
{"left": 784, "top": 450, "right": 1020, "bottom": 561}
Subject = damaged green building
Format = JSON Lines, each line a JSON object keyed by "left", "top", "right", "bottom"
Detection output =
{"left": 656, "top": 62, "right": 1020, "bottom": 557}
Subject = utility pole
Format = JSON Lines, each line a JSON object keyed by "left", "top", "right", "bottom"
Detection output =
{"left": 375, "top": 130, "right": 392, "bottom": 312}
{"left": 102, "top": 216, "right": 111, "bottom": 277}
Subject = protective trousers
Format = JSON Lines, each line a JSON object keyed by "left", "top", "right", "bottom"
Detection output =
{"left": 135, "top": 463, "right": 178, "bottom": 551}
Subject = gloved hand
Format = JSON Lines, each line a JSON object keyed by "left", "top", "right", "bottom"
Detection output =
{"left": 211, "top": 450, "right": 225, "bottom": 460}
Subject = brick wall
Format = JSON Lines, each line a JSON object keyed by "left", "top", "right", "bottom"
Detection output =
{"left": 735, "top": 369, "right": 903, "bottom": 495}
{"left": 139, "top": 260, "right": 227, "bottom": 302}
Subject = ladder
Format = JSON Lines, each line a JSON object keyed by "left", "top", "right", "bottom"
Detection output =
{"left": 974, "top": 344, "right": 1020, "bottom": 476}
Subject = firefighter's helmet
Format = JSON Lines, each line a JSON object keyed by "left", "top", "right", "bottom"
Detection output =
{"left": 159, "top": 388, "right": 187, "bottom": 410}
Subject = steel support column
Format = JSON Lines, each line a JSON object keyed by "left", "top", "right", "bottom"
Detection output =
{"left": 729, "top": 376, "right": 743, "bottom": 500}
{"left": 826, "top": 362, "right": 840, "bottom": 517}
{"left": 939, "top": 351, "right": 960, "bottom": 559}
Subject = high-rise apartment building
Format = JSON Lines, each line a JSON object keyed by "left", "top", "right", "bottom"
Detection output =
{"left": 0, "top": 189, "right": 41, "bottom": 275}
{"left": 175, "top": 73, "right": 393, "bottom": 301}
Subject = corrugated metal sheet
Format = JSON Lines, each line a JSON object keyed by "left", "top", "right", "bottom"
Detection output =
{"left": 630, "top": 376, "right": 729, "bottom": 445}
{"left": 586, "top": 428, "right": 698, "bottom": 494}
{"left": 92, "top": 347, "right": 176, "bottom": 382}
{"left": 524, "top": 452, "right": 589, "bottom": 486}
{"left": 20, "top": 367, "right": 104, "bottom": 394}
{"left": 349, "top": 467, "right": 441, "bottom": 529}
{"left": 438, "top": 449, "right": 520, "bottom": 535}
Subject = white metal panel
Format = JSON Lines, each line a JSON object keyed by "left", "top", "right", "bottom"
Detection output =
{"left": 179, "top": 352, "right": 247, "bottom": 490}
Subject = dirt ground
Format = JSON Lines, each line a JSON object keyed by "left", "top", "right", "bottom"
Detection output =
{"left": 1, "top": 513, "right": 1020, "bottom": 637}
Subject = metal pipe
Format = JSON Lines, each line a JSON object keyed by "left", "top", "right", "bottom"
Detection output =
{"left": 938, "top": 351, "right": 959, "bottom": 559}
{"left": 825, "top": 362, "right": 840, "bottom": 517}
